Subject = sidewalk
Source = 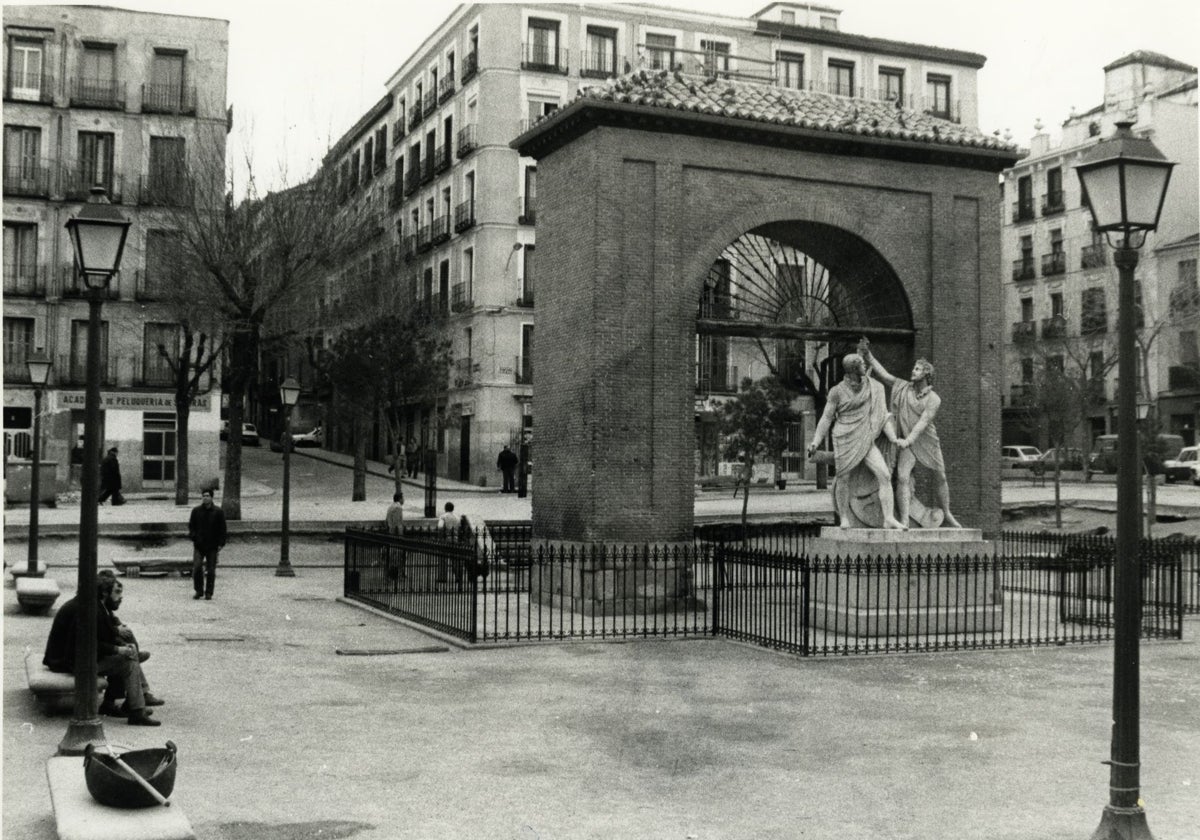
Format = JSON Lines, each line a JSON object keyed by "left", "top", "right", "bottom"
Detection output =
{"left": 4, "top": 565, "right": 1198, "bottom": 839}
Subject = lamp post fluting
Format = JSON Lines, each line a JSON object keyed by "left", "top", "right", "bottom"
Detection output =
{"left": 26, "top": 351, "right": 53, "bottom": 577}
{"left": 1074, "top": 121, "right": 1174, "bottom": 840}
{"left": 58, "top": 188, "right": 130, "bottom": 755}
{"left": 277, "top": 377, "right": 300, "bottom": 577}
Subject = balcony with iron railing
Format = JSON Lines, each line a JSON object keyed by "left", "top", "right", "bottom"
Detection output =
{"left": 416, "top": 225, "right": 431, "bottom": 253}
{"left": 696, "top": 365, "right": 739, "bottom": 395}
{"left": 4, "top": 262, "right": 47, "bottom": 298}
{"left": 57, "top": 353, "right": 117, "bottom": 387}
{"left": 456, "top": 124, "right": 478, "bottom": 158}
{"left": 454, "top": 199, "right": 476, "bottom": 232}
{"left": 438, "top": 75, "right": 456, "bottom": 103}
{"left": 516, "top": 279, "right": 534, "bottom": 307}
{"left": 409, "top": 107, "right": 423, "bottom": 132}
{"left": 63, "top": 168, "right": 124, "bottom": 203}
{"left": 5, "top": 71, "right": 55, "bottom": 105}
{"left": 404, "top": 165, "right": 420, "bottom": 196}
{"left": 451, "top": 283, "right": 472, "bottom": 313}
{"left": 141, "top": 82, "right": 197, "bottom": 115}
{"left": 1011, "top": 257, "right": 1036, "bottom": 282}
{"left": 420, "top": 155, "right": 434, "bottom": 185}
{"left": 1012, "top": 199, "right": 1036, "bottom": 224}
{"left": 3, "top": 162, "right": 51, "bottom": 198}
{"left": 393, "top": 120, "right": 405, "bottom": 145}
{"left": 389, "top": 179, "right": 403, "bottom": 209}
{"left": 1080, "top": 312, "right": 1108, "bottom": 336}
{"left": 402, "top": 235, "right": 417, "bottom": 261}
{"left": 427, "top": 292, "right": 447, "bottom": 317}
{"left": 69, "top": 77, "right": 125, "bottom": 110}
{"left": 423, "top": 91, "right": 437, "bottom": 117}
{"left": 1041, "top": 250, "right": 1066, "bottom": 277}
{"left": 4, "top": 360, "right": 33, "bottom": 384}
{"left": 135, "top": 356, "right": 178, "bottom": 389}
{"left": 580, "top": 50, "right": 623, "bottom": 79}
{"left": 452, "top": 357, "right": 476, "bottom": 387}
{"left": 431, "top": 215, "right": 451, "bottom": 245}
{"left": 1011, "top": 320, "right": 1037, "bottom": 343}
{"left": 434, "top": 142, "right": 450, "bottom": 173}
{"left": 519, "top": 195, "right": 536, "bottom": 225}
{"left": 1081, "top": 243, "right": 1108, "bottom": 269}
{"left": 515, "top": 355, "right": 533, "bottom": 385}
{"left": 698, "top": 290, "right": 738, "bottom": 319}
{"left": 1041, "top": 189, "right": 1065, "bottom": 216}
{"left": 138, "top": 173, "right": 193, "bottom": 207}
{"left": 1041, "top": 315, "right": 1068, "bottom": 340}
{"left": 522, "top": 43, "right": 568, "bottom": 74}
{"left": 61, "top": 265, "right": 120, "bottom": 300}
{"left": 134, "top": 269, "right": 169, "bottom": 301}
{"left": 462, "top": 51, "right": 478, "bottom": 83}
{"left": 1008, "top": 384, "right": 1033, "bottom": 407}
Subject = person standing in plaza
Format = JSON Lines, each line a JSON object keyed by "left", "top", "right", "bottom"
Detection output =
{"left": 385, "top": 492, "right": 405, "bottom": 535}
{"left": 405, "top": 437, "right": 420, "bottom": 478}
{"left": 497, "top": 444, "right": 519, "bottom": 493}
{"left": 98, "top": 446, "right": 125, "bottom": 505}
{"left": 188, "top": 489, "right": 227, "bottom": 600}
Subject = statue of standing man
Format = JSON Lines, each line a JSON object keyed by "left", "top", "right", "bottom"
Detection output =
{"left": 806, "top": 351, "right": 907, "bottom": 530}
{"left": 861, "top": 339, "right": 962, "bottom": 528}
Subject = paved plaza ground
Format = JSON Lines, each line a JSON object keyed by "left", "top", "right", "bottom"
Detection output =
{"left": 4, "top": 451, "right": 1199, "bottom": 838}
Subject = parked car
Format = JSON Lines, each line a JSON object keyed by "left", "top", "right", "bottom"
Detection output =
{"left": 1088, "top": 433, "right": 1185, "bottom": 475}
{"left": 240, "top": 423, "right": 260, "bottom": 447}
{"left": 1033, "top": 447, "right": 1086, "bottom": 473}
{"left": 290, "top": 426, "right": 323, "bottom": 448}
{"left": 1163, "top": 446, "right": 1200, "bottom": 484}
{"left": 1001, "top": 445, "right": 1042, "bottom": 470}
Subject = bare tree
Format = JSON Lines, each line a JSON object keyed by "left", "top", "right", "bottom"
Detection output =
{"left": 720, "top": 375, "right": 801, "bottom": 528}
{"left": 164, "top": 136, "right": 368, "bottom": 519}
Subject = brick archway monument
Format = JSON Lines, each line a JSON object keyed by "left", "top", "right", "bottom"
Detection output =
{"left": 515, "top": 72, "right": 1020, "bottom": 546}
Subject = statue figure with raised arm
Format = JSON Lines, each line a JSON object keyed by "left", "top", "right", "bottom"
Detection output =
{"left": 861, "top": 339, "right": 962, "bottom": 528}
{"left": 806, "top": 351, "right": 907, "bottom": 530}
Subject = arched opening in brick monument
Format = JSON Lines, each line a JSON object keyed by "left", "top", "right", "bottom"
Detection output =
{"left": 693, "top": 222, "right": 915, "bottom": 482}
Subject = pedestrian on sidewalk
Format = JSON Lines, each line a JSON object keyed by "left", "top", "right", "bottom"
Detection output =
{"left": 43, "top": 575, "right": 162, "bottom": 726}
{"left": 497, "top": 444, "right": 519, "bottom": 493}
{"left": 98, "top": 446, "right": 125, "bottom": 505}
{"left": 188, "top": 489, "right": 227, "bottom": 600}
{"left": 405, "top": 437, "right": 420, "bottom": 478}
{"left": 385, "top": 492, "right": 405, "bottom": 535}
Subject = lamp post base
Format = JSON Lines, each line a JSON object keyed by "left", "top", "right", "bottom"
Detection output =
{"left": 1089, "top": 805, "right": 1154, "bottom": 840}
{"left": 274, "top": 563, "right": 296, "bottom": 578}
{"left": 57, "top": 717, "right": 107, "bottom": 756}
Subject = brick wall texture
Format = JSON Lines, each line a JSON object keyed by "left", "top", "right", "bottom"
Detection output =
{"left": 534, "top": 125, "right": 1004, "bottom": 544}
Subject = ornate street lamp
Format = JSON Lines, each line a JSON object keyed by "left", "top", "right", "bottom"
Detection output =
{"left": 277, "top": 377, "right": 301, "bottom": 577}
{"left": 59, "top": 188, "right": 131, "bottom": 755}
{"left": 26, "top": 350, "right": 53, "bottom": 577}
{"left": 1075, "top": 121, "right": 1174, "bottom": 840}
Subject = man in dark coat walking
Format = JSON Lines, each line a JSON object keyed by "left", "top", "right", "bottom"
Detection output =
{"left": 188, "top": 489, "right": 227, "bottom": 600}
{"left": 497, "top": 444, "right": 519, "bottom": 493}
{"left": 98, "top": 446, "right": 124, "bottom": 505}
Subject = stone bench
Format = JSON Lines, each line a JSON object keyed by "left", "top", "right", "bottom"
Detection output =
{"left": 111, "top": 557, "right": 192, "bottom": 578}
{"left": 25, "top": 652, "right": 108, "bottom": 715}
{"left": 47, "top": 756, "right": 196, "bottom": 840}
{"left": 15, "top": 576, "right": 61, "bottom": 613}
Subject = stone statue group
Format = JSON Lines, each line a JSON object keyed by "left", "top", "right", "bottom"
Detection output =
{"left": 806, "top": 338, "right": 962, "bottom": 530}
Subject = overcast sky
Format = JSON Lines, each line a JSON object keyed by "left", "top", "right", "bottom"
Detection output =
{"left": 17, "top": 0, "right": 1198, "bottom": 189}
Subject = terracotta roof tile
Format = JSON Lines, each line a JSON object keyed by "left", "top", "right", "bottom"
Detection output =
{"left": 572, "top": 69, "right": 1019, "bottom": 153}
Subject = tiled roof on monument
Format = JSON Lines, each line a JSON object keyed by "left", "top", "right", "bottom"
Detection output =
{"left": 571, "top": 68, "right": 1019, "bottom": 153}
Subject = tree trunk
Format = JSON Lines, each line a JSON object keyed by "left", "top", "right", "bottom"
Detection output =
{"left": 222, "top": 329, "right": 256, "bottom": 521}
{"left": 740, "top": 459, "right": 752, "bottom": 527}
{"left": 1145, "top": 470, "right": 1157, "bottom": 538}
{"left": 175, "top": 399, "right": 191, "bottom": 505}
{"left": 352, "top": 416, "right": 367, "bottom": 501}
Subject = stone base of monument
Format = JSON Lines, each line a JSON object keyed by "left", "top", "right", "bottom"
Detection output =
{"left": 807, "top": 527, "right": 1002, "bottom": 637}
{"left": 530, "top": 543, "right": 706, "bottom": 614}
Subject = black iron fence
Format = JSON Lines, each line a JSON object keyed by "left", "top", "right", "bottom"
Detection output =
{"left": 343, "top": 523, "right": 1191, "bottom": 653}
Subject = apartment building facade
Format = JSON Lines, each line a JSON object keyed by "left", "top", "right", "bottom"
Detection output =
{"left": 1000, "top": 51, "right": 1199, "bottom": 450}
{"left": 3, "top": 5, "right": 229, "bottom": 494}
{"left": 314, "top": 1, "right": 986, "bottom": 485}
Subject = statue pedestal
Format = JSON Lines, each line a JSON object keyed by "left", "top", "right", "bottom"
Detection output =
{"left": 807, "top": 527, "right": 1001, "bottom": 637}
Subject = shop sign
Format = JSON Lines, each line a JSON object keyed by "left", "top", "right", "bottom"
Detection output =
{"left": 58, "top": 392, "right": 211, "bottom": 411}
